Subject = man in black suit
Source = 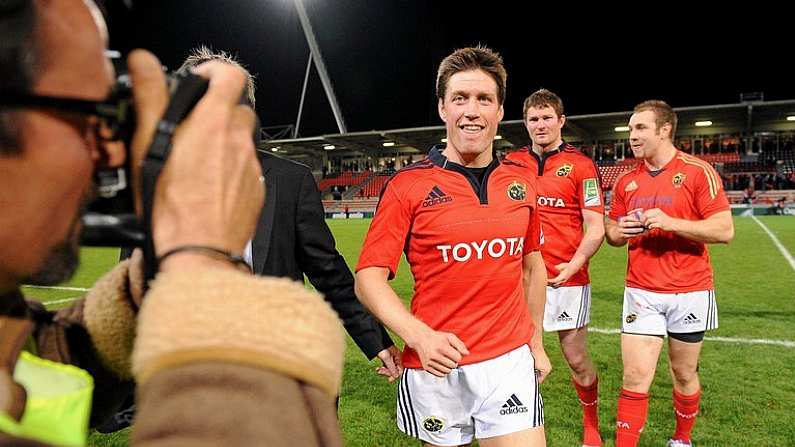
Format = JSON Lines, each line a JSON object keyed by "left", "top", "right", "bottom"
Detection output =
{"left": 249, "top": 149, "right": 396, "bottom": 360}
{"left": 189, "top": 46, "right": 399, "bottom": 369}
{"left": 99, "top": 46, "right": 400, "bottom": 433}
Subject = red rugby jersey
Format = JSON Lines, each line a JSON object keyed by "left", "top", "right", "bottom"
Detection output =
{"left": 505, "top": 143, "right": 604, "bottom": 286}
{"left": 356, "top": 146, "right": 543, "bottom": 369}
{"left": 609, "top": 151, "right": 730, "bottom": 293}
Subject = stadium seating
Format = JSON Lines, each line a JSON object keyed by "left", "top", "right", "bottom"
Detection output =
{"left": 317, "top": 170, "right": 373, "bottom": 192}
{"left": 722, "top": 161, "right": 776, "bottom": 173}
{"left": 358, "top": 174, "right": 391, "bottom": 198}
{"left": 698, "top": 153, "right": 741, "bottom": 163}
{"left": 598, "top": 165, "right": 634, "bottom": 191}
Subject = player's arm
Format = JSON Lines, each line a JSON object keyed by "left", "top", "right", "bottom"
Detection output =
{"left": 355, "top": 267, "right": 469, "bottom": 377}
{"left": 642, "top": 209, "right": 734, "bottom": 244}
{"left": 548, "top": 209, "right": 605, "bottom": 286}
{"left": 523, "top": 251, "right": 551, "bottom": 383}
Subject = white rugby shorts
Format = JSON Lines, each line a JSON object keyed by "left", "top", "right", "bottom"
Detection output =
{"left": 396, "top": 344, "right": 544, "bottom": 446}
{"left": 622, "top": 287, "right": 718, "bottom": 335}
{"left": 543, "top": 284, "right": 592, "bottom": 331}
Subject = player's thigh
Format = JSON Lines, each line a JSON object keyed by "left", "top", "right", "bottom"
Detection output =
{"left": 667, "top": 337, "right": 703, "bottom": 372}
{"left": 621, "top": 334, "right": 664, "bottom": 366}
{"left": 478, "top": 426, "right": 546, "bottom": 447}
{"left": 620, "top": 333, "right": 664, "bottom": 391}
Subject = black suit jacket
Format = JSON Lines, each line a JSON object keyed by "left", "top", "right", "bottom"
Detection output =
{"left": 253, "top": 151, "right": 393, "bottom": 359}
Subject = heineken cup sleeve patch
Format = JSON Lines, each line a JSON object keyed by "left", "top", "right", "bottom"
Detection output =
{"left": 583, "top": 178, "right": 601, "bottom": 206}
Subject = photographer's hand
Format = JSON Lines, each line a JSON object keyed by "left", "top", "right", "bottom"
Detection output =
{"left": 127, "top": 50, "right": 264, "bottom": 272}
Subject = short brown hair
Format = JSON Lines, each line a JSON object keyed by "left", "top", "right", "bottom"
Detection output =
{"left": 436, "top": 45, "right": 507, "bottom": 105}
{"left": 634, "top": 100, "right": 677, "bottom": 140}
{"left": 522, "top": 88, "right": 564, "bottom": 121}
{"left": 178, "top": 45, "right": 256, "bottom": 108}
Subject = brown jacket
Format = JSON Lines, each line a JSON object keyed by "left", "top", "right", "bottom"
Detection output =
{"left": 0, "top": 260, "right": 345, "bottom": 446}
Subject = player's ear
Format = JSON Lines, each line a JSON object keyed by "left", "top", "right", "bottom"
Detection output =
{"left": 559, "top": 114, "right": 566, "bottom": 127}
{"left": 661, "top": 122, "right": 672, "bottom": 140}
{"left": 497, "top": 104, "right": 504, "bottom": 122}
{"left": 438, "top": 97, "right": 447, "bottom": 122}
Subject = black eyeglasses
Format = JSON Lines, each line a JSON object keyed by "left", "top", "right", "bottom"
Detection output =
{"left": 0, "top": 92, "right": 133, "bottom": 142}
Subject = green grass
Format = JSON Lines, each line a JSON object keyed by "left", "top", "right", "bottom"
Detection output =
{"left": 756, "top": 215, "right": 795, "bottom": 254}
{"left": 26, "top": 217, "right": 795, "bottom": 446}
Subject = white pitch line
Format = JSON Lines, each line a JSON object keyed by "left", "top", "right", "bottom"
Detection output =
{"left": 750, "top": 215, "right": 795, "bottom": 273}
{"left": 44, "top": 296, "right": 81, "bottom": 306}
{"left": 588, "top": 326, "right": 795, "bottom": 348}
{"left": 22, "top": 285, "right": 90, "bottom": 292}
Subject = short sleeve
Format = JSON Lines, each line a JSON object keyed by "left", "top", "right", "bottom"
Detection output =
{"left": 694, "top": 164, "right": 730, "bottom": 218}
{"left": 355, "top": 182, "right": 413, "bottom": 279}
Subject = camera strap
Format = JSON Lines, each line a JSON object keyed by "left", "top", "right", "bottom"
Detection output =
{"left": 140, "top": 74, "right": 209, "bottom": 283}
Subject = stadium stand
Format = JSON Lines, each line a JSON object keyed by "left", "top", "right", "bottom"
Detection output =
{"left": 358, "top": 173, "right": 391, "bottom": 198}
{"left": 598, "top": 165, "right": 633, "bottom": 190}
{"left": 317, "top": 170, "right": 373, "bottom": 193}
{"left": 262, "top": 99, "right": 795, "bottom": 212}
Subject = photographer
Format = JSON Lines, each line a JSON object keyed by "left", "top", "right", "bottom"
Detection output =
{"left": 0, "top": 0, "right": 344, "bottom": 446}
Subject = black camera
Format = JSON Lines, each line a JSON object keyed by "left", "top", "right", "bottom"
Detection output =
{"left": 81, "top": 70, "right": 210, "bottom": 248}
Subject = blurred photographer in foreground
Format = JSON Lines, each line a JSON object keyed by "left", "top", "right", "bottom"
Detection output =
{"left": 0, "top": 0, "right": 344, "bottom": 445}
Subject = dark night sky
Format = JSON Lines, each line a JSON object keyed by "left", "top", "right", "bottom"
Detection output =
{"left": 106, "top": 1, "right": 792, "bottom": 138}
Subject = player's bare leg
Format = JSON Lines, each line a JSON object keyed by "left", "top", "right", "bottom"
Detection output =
{"left": 478, "top": 426, "right": 546, "bottom": 447}
{"left": 616, "top": 334, "right": 663, "bottom": 447}
{"left": 666, "top": 338, "right": 704, "bottom": 446}
{"left": 559, "top": 326, "right": 601, "bottom": 446}
{"left": 621, "top": 333, "right": 663, "bottom": 392}
{"left": 558, "top": 326, "right": 597, "bottom": 385}
{"left": 668, "top": 338, "right": 702, "bottom": 394}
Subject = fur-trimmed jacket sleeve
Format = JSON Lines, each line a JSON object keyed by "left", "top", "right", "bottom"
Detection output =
{"left": 0, "top": 260, "right": 346, "bottom": 446}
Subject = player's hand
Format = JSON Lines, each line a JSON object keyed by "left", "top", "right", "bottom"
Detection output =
{"left": 530, "top": 345, "right": 552, "bottom": 384}
{"left": 642, "top": 208, "right": 677, "bottom": 232}
{"left": 375, "top": 345, "right": 404, "bottom": 383}
{"left": 127, "top": 50, "right": 264, "bottom": 269}
{"left": 411, "top": 329, "right": 469, "bottom": 377}
{"left": 548, "top": 262, "right": 577, "bottom": 287}
{"left": 616, "top": 209, "right": 647, "bottom": 240}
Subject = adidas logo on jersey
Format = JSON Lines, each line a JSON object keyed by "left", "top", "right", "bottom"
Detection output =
{"left": 422, "top": 186, "right": 453, "bottom": 207}
{"left": 683, "top": 313, "right": 701, "bottom": 325}
{"left": 436, "top": 237, "right": 524, "bottom": 263}
{"left": 499, "top": 394, "right": 528, "bottom": 415}
{"left": 556, "top": 311, "right": 573, "bottom": 322}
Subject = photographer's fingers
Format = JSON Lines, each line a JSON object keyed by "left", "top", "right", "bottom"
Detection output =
{"left": 151, "top": 63, "right": 260, "bottom": 257}
{"left": 127, "top": 49, "right": 169, "bottom": 214}
{"left": 189, "top": 61, "right": 248, "bottom": 116}
{"left": 227, "top": 104, "right": 265, "bottom": 248}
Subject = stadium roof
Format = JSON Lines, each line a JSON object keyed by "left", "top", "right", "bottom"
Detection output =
{"left": 262, "top": 99, "right": 795, "bottom": 160}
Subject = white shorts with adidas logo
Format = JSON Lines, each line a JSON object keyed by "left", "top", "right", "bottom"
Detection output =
{"left": 396, "top": 344, "right": 543, "bottom": 446}
{"left": 622, "top": 287, "right": 718, "bottom": 335}
{"left": 543, "top": 284, "right": 592, "bottom": 331}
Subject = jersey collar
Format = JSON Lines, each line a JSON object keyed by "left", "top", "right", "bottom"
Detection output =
{"left": 529, "top": 140, "right": 567, "bottom": 161}
{"left": 428, "top": 144, "right": 499, "bottom": 205}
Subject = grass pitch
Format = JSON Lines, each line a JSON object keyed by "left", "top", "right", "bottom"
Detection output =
{"left": 23, "top": 216, "right": 795, "bottom": 446}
